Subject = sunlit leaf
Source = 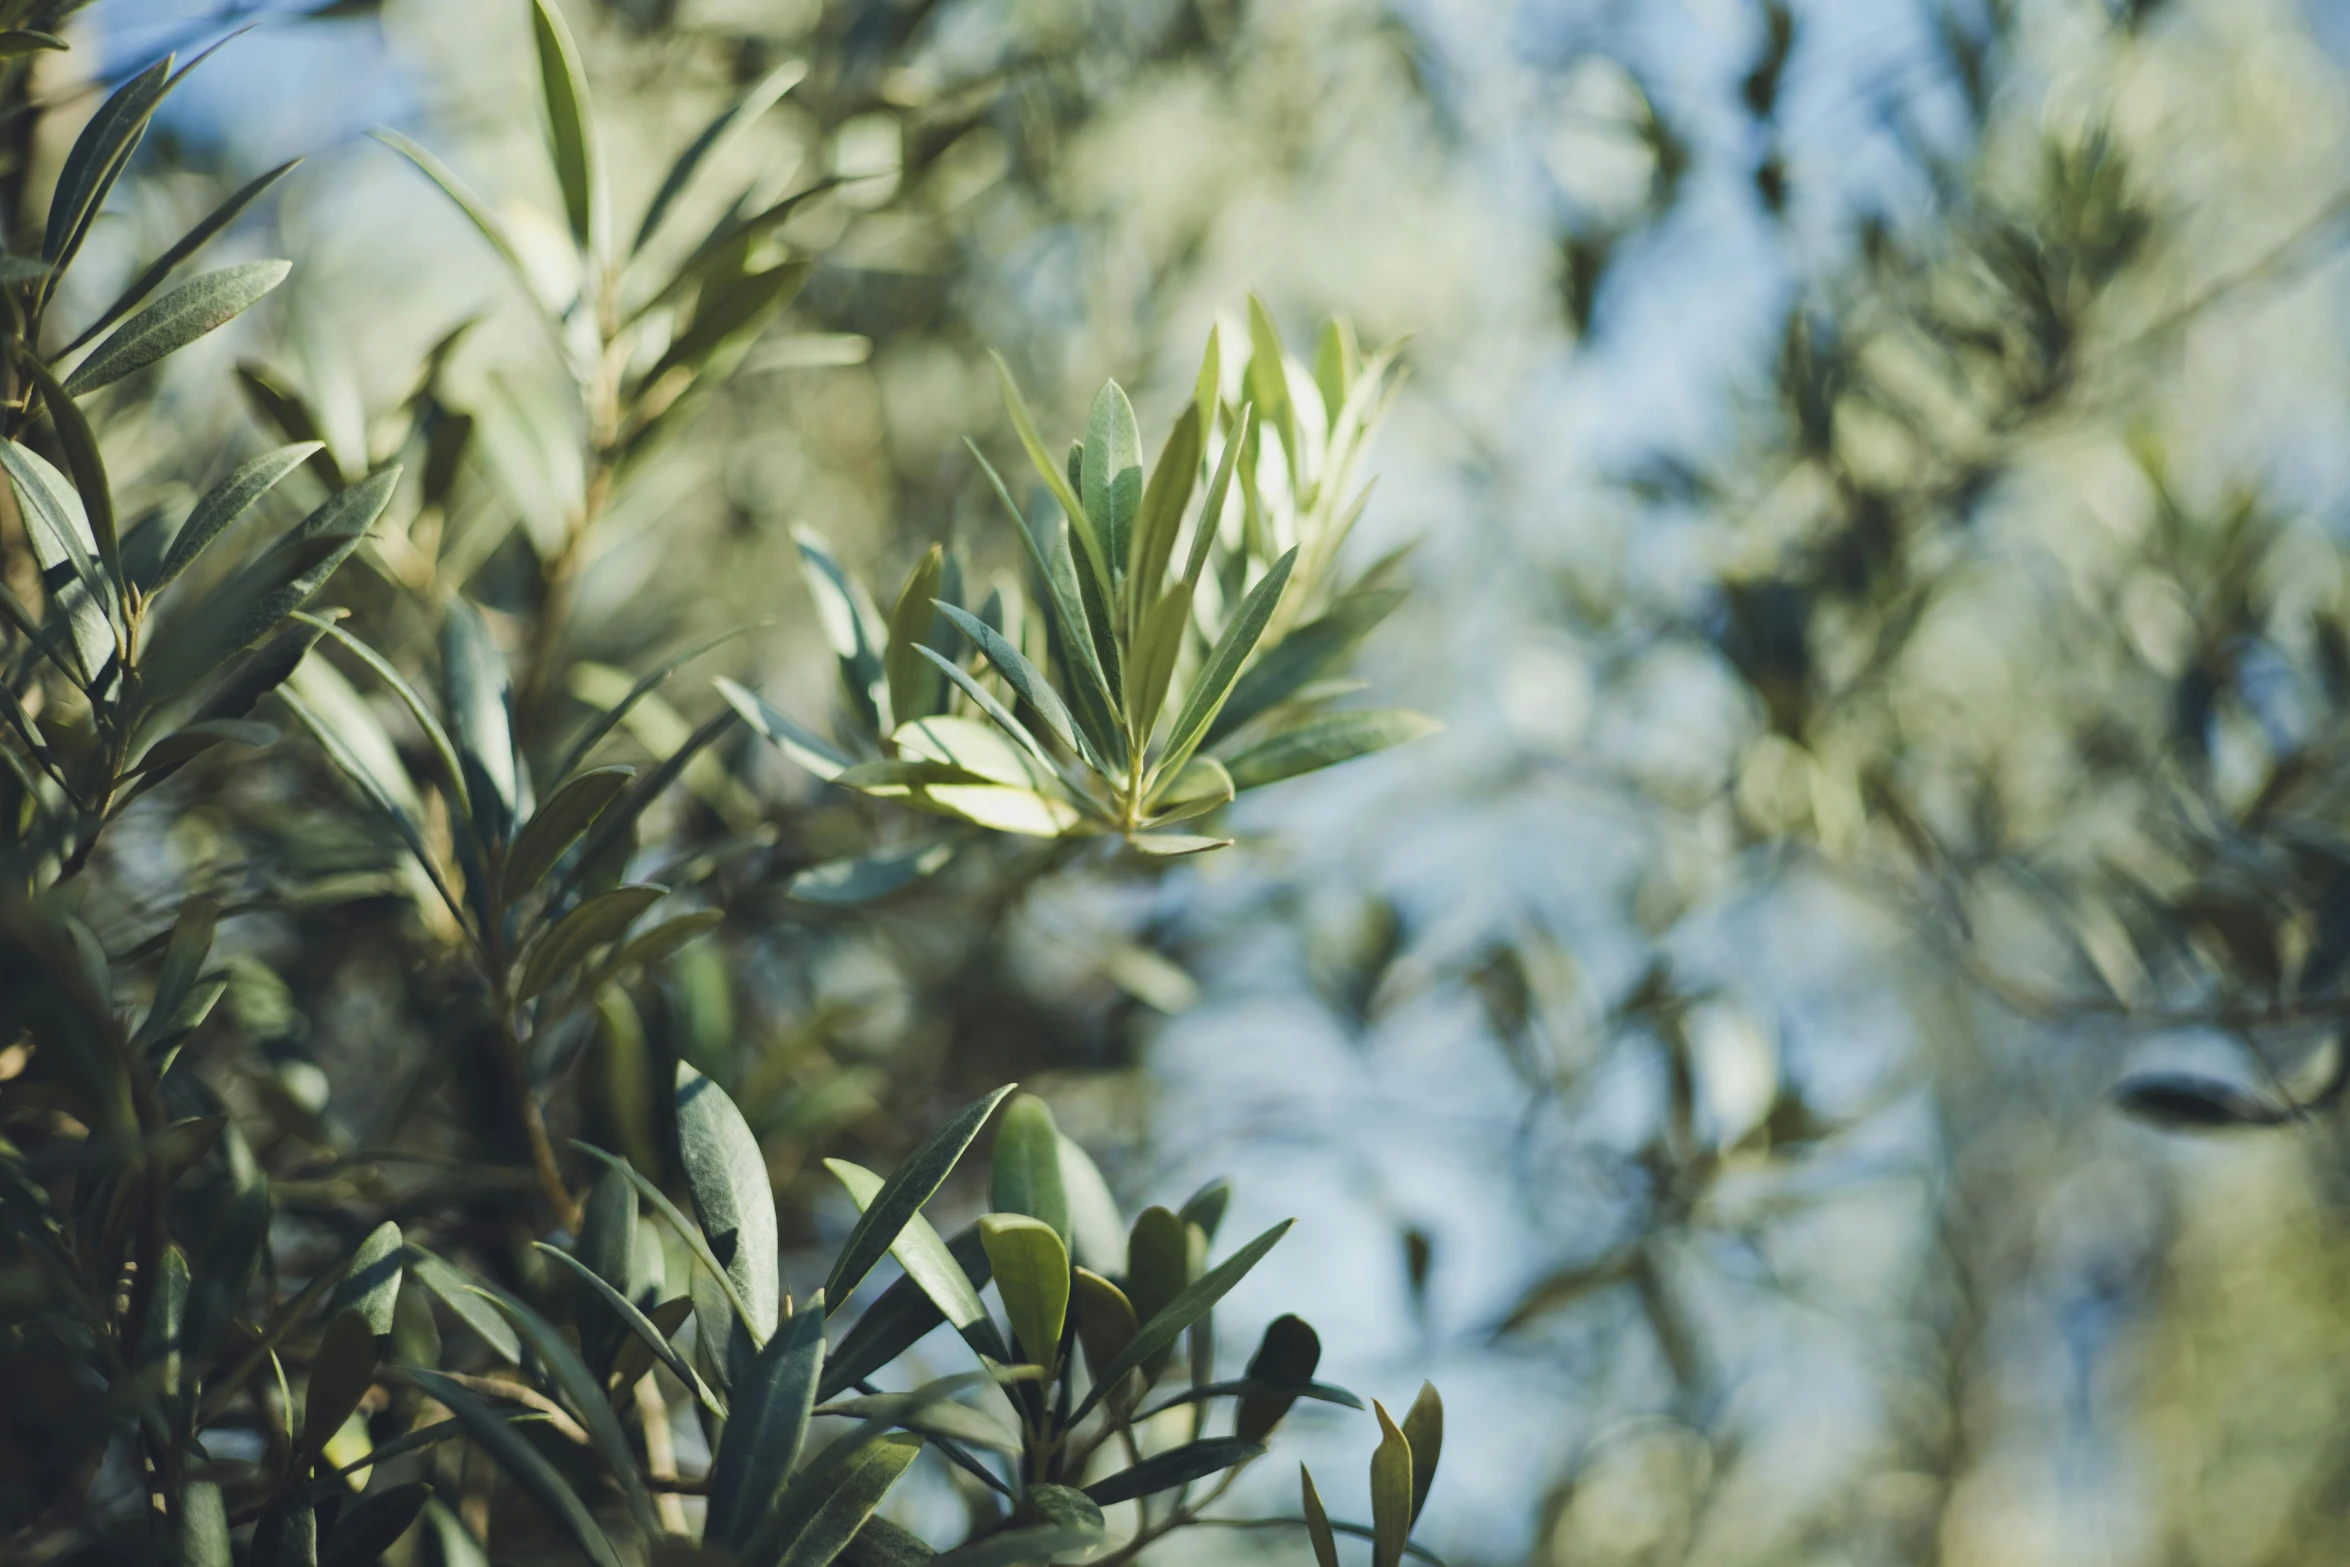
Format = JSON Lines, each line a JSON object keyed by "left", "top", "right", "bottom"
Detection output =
{"left": 154, "top": 443, "right": 323, "bottom": 592}
{"left": 824, "top": 1083, "right": 1014, "bottom": 1310}
{"left": 978, "top": 1213, "right": 1068, "bottom": 1367}
{"left": 529, "top": 0, "right": 600, "bottom": 253}
{"left": 676, "top": 1061, "right": 781, "bottom": 1342}
{"left": 64, "top": 260, "right": 290, "bottom": 397}
{"left": 1225, "top": 709, "right": 1440, "bottom": 791}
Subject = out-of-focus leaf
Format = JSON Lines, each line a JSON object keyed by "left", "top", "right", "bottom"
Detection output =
{"left": 1072, "top": 1218, "right": 1293, "bottom": 1423}
{"left": 126, "top": 718, "right": 274, "bottom": 776}
{"left": 66, "top": 159, "right": 302, "bottom": 355}
{"left": 0, "top": 31, "right": 65, "bottom": 57}
{"left": 787, "top": 836, "right": 957, "bottom": 903}
{"left": 1130, "top": 833, "right": 1230, "bottom": 857}
{"left": 1056, "top": 1135, "right": 1123, "bottom": 1275}
{"left": 1145, "top": 755, "right": 1233, "bottom": 827}
{"left": 155, "top": 443, "right": 323, "bottom": 591}
{"left": 292, "top": 613, "right": 474, "bottom": 826}
{"left": 989, "top": 1093, "right": 1069, "bottom": 1249}
{"left": 1226, "top": 709, "right": 1439, "bottom": 791}
{"left": 301, "top": 1306, "right": 377, "bottom": 1459}
{"left": 933, "top": 1488, "right": 1102, "bottom": 1567}
{"left": 143, "top": 467, "right": 397, "bottom": 707}
{"left": 1180, "top": 1180, "right": 1231, "bottom": 1242}
{"left": 718, "top": 676, "right": 855, "bottom": 782}
{"left": 795, "top": 528, "right": 889, "bottom": 733}
{"left": 182, "top": 1480, "right": 231, "bottom": 1567}
{"left": 371, "top": 129, "right": 548, "bottom": 320}
{"left": 814, "top": 1382, "right": 1020, "bottom": 1456}
{"left": 648, "top": 258, "right": 810, "bottom": 385}
{"left": 634, "top": 61, "right": 806, "bottom": 253}
{"left": 978, "top": 1214, "right": 1068, "bottom": 1367}
{"left": 1400, "top": 1380, "right": 1442, "bottom": 1525}
{"left": 253, "top": 1492, "right": 317, "bottom": 1567}
{"left": 136, "top": 896, "right": 217, "bottom": 1048}
{"left": 677, "top": 1061, "right": 781, "bottom": 1341}
{"left": 1084, "top": 1438, "right": 1264, "bottom": 1507}
{"left": 505, "top": 765, "right": 632, "bottom": 898}
{"left": 529, "top": 0, "right": 599, "bottom": 252}
{"left": 517, "top": 883, "right": 665, "bottom": 1001}
{"left": 838, "top": 1516, "right": 937, "bottom": 1567}
{"left": 1370, "top": 1399, "right": 1413, "bottom": 1567}
{"left": 1158, "top": 548, "right": 1296, "bottom": 784}
{"left": 885, "top": 546, "right": 945, "bottom": 729}
{"left": 319, "top": 1481, "right": 430, "bottom": 1567}
{"left": 554, "top": 622, "right": 765, "bottom": 781}
{"left": 708, "top": 1301, "right": 827, "bottom": 1552}
{"left": 990, "top": 353, "right": 1103, "bottom": 589}
{"left": 1124, "top": 1206, "right": 1189, "bottom": 1383}
{"left": 1237, "top": 1314, "right": 1321, "bottom": 1443}
{"left": 328, "top": 1221, "right": 404, "bottom": 1338}
{"left": 1127, "top": 584, "right": 1191, "bottom": 747}
{"left": 574, "top": 1163, "right": 636, "bottom": 1370}
{"left": 64, "top": 260, "right": 289, "bottom": 397}
{"left": 2112, "top": 1072, "right": 2290, "bottom": 1129}
{"left": 440, "top": 597, "right": 519, "bottom": 846}
{"left": 824, "top": 1083, "right": 1013, "bottom": 1309}
{"left": 404, "top": 1367, "right": 624, "bottom": 1567}
{"left": 1302, "top": 1466, "right": 1341, "bottom": 1567}
{"left": 1246, "top": 295, "right": 1298, "bottom": 485}
{"left": 608, "top": 1295, "right": 696, "bottom": 1403}
{"left": 1083, "top": 381, "right": 1143, "bottom": 577}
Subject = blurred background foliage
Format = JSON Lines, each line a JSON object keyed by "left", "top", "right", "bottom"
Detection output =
{"left": 12, "top": 0, "right": 2350, "bottom": 1562}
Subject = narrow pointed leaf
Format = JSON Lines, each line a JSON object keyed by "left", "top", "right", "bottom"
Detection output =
{"left": 473, "top": 1285, "right": 658, "bottom": 1537}
{"left": 155, "top": 443, "right": 323, "bottom": 591}
{"left": 568, "top": 1142, "right": 760, "bottom": 1334}
{"left": 535, "top": 1244, "right": 726, "bottom": 1417}
{"left": 1083, "top": 1438, "right": 1264, "bottom": 1507}
{"left": 718, "top": 676, "right": 855, "bottom": 781}
{"left": 64, "top": 260, "right": 289, "bottom": 397}
{"left": 403, "top": 1247, "right": 519, "bottom": 1364}
{"left": 517, "top": 883, "right": 665, "bottom": 1001}
{"left": 529, "top": 0, "right": 599, "bottom": 251}
{"left": 1129, "top": 404, "right": 1201, "bottom": 618}
{"left": 1401, "top": 1381, "right": 1442, "bottom": 1525}
{"left": 301, "top": 1307, "right": 377, "bottom": 1458}
{"left": 819, "top": 1227, "right": 1000, "bottom": 1402}
{"left": 66, "top": 159, "right": 301, "bottom": 355}
{"left": 1082, "top": 381, "right": 1143, "bottom": 576}
{"left": 328, "top": 1221, "right": 405, "bottom": 1338}
{"left": 17, "top": 352, "right": 119, "bottom": 594}
{"left": 504, "top": 765, "right": 632, "bottom": 898}
{"left": 766, "top": 1429, "right": 924, "bottom": 1567}
{"left": 990, "top": 352, "right": 1103, "bottom": 590}
{"left": 405, "top": 1367, "right": 624, "bottom": 1567}
{"left": 634, "top": 61, "right": 806, "bottom": 253}
{"left": 709, "top": 1301, "right": 827, "bottom": 1552}
{"left": 824, "top": 1083, "right": 1013, "bottom": 1309}
{"left": 914, "top": 643, "right": 1055, "bottom": 769}
{"left": 884, "top": 545, "right": 945, "bottom": 727}
{"left": 1157, "top": 548, "right": 1296, "bottom": 783}
{"left": 1302, "top": 1466, "right": 1342, "bottom": 1567}
{"left": 1225, "top": 710, "right": 1439, "bottom": 791}
{"left": 44, "top": 58, "right": 174, "bottom": 274}
{"left": 1370, "top": 1399, "right": 1413, "bottom": 1567}
{"left": 1182, "top": 405, "right": 1254, "bottom": 591}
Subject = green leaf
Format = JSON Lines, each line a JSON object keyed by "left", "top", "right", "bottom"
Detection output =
{"left": 931, "top": 602, "right": 1081, "bottom": 761}
{"left": 1182, "top": 405, "right": 1255, "bottom": 592}
{"left": 404, "top": 1367, "right": 624, "bottom": 1567}
{"left": 504, "top": 765, "right": 632, "bottom": 898}
{"left": 529, "top": 0, "right": 599, "bottom": 253}
{"left": 1370, "top": 1399, "right": 1413, "bottom": 1567}
{"left": 551, "top": 709, "right": 738, "bottom": 905}
{"left": 596, "top": 909, "right": 723, "bottom": 987}
{"left": 155, "top": 443, "right": 324, "bottom": 592}
{"left": 1180, "top": 1180, "right": 1231, "bottom": 1241}
{"left": 1083, "top": 381, "right": 1143, "bottom": 580}
{"left": 1056, "top": 1135, "right": 1123, "bottom": 1276}
{"left": 403, "top": 1246, "right": 520, "bottom": 1365}
{"left": 1071, "top": 1267, "right": 1138, "bottom": 1396}
{"left": 1123, "top": 1206, "right": 1190, "bottom": 1384}
{"left": 913, "top": 645, "right": 1058, "bottom": 773}
{"left": 717, "top": 676, "right": 855, "bottom": 782}
{"left": 536, "top": 1244, "right": 726, "bottom": 1417}
{"left": 990, "top": 352, "right": 1103, "bottom": 591}
{"left": 125, "top": 718, "right": 274, "bottom": 776}
{"left": 814, "top": 1382, "right": 1020, "bottom": 1456}
{"left": 977, "top": 1214, "right": 1068, "bottom": 1367}
{"left": 609, "top": 1296, "right": 696, "bottom": 1404}
{"left": 1071, "top": 1218, "right": 1293, "bottom": 1424}
{"left": 371, "top": 129, "right": 550, "bottom": 323}
{"left": 1225, "top": 709, "right": 1439, "bottom": 791}
{"left": 884, "top": 545, "right": 945, "bottom": 729}
{"left": 818, "top": 1227, "right": 999, "bottom": 1403}
{"left": 136, "top": 896, "right": 217, "bottom": 1049}
{"left": 647, "top": 257, "right": 809, "bottom": 385}
{"left": 766, "top": 1429, "right": 924, "bottom": 1567}
{"left": 182, "top": 1480, "right": 231, "bottom": 1567}
{"left": 440, "top": 596, "right": 519, "bottom": 846}
{"left": 1125, "top": 583, "right": 1190, "bottom": 746}
{"left": 826, "top": 1161, "right": 987, "bottom": 1331}
{"left": 1, "top": 439, "right": 117, "bottom": 689}
{"left": 0, "top": 31, "right": 66, "bottom": 58}
{"left": 633, "top": 60, "right": 806, "bottom": 254}
{"left": 1128, "top": 404, "right": 1201, "bottom": 620}
{"left": 553, "top": 622, "right": 766, "bottom": 781}
{"left": 473, "top": 1284, "right": 658, "bottom": 1539}
{"left": 254, "top": 1491, "right": 317, "bottom": 1567}
{"left": 709, "top": 1301, "right": 827, "bottom": 1552}
{"left": 967, "top": 445, "right": 1118, "bottom": 770}
{"left": 1236, "top": 1314, "right": 1320, "bottom": 1443}
{"left": 677, "top": 1061, "right": 781, "bottom": 1342}
{"left": 1208, "top": 575, "right": 1408, "bottom": 744}
{"left": 294, "top": 612, "right": 475, "bottom": 829}
{"left": 787, "top": 836, "right": 957, "bottom": 904}
{"left": 795, "top": 527, "right": 890, "bottom": 736}
{"left": 142, "top": 466, "right": 398, "bottom": 708}
{"left": 573, "top": 1162, "right": 636, "bottom": 1371}
{"left": 320, "top": 1482, "right": 431, "bottom": 1567}
{"left": 1246, "top": 295, "right": 1298, "bottom": 487}
{"left": 17, "top": 351, "right": 119, "bottom": 596}
{"left": 1084, "top": 1438, "right": 1264, "bottom": 1507}
{"left": 64, "top": 159, "right": 301, "bottom": 356}
{"left": 328, "top": 1221, "right": 405, "bottom": 1338}
{"left": 837, "top": 1516, "right": 937, "bottom": 1567}
{"left": 989, "top": 1093, "right": 1070, "bottom": 1250}
{"left": 568, "top": 1142, "right": 761, "bottom": 1336}
{"left": 301, "top": 1306, "right": 377, "bottom": 1459}
{"left": 824, "top": 1084, "right": 1014, "bottom": 1309}
{"left": 43, "top": 58, "right": 173, "bottom": 274}
{"left": 63, "top": 260, "right": 289, "bottom": 397}
{"left": 517, "top": 882, "right": 665, "bottom": 1001}
{"left": 932, "top": 1488, "right": 1103, "bottom": 1567}
{"left": 1157, "top": 548, "right": 1296, "bottom": 785}
{"left": 1302, "top": 1466, "right": 1342, "bottom": 1567}
{"left": 1400, "top": 1380, "right": 1442, "bottom": 1526}
{"left": 1144, "top": 755, "right": 1233, "bottom": 827}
